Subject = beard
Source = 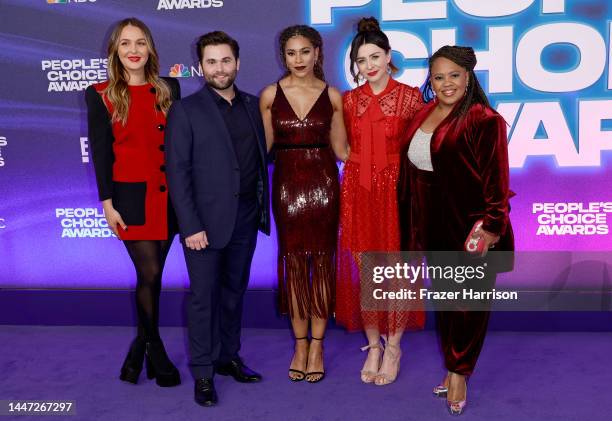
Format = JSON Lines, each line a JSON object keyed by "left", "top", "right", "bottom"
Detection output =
{"left": 204, "top": 69, "right": 237, "bottom": 90}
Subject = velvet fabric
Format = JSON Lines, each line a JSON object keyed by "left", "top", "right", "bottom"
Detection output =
{"left": 398, "top": 100, "right": 515, "bottom": 375}
{"left": 399, "top": 100, "right": 514, "bottom": 259}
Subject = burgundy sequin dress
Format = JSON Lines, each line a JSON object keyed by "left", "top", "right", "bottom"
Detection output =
{"left": 272, "top": 84, "right": 340, "bottom": 319}
{"left": 335, "top": 78, "right": 426, "bottom": 334}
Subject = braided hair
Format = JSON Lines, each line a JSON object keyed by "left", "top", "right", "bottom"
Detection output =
{"left": 349, "top": 17, "right": 398, "bottom": 84}
{"left": 279, "top": 25, "right": 325, "bottom": 81}
{"left": 423, "top": 45, "right": 490, "bottom": 120}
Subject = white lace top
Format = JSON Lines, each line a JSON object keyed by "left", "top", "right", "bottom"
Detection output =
{"left": 407, "top": 128, "right": 433, "bottom": 171}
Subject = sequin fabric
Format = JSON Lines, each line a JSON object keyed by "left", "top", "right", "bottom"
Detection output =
{"left": 272, "top": 84, "right": 340, "bottom": 320}
{"left": 335, "top": 78, "right": 426, "bottom": 333}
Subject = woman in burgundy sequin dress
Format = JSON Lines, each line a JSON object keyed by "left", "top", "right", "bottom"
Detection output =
{"left": 260, "top": 25, "right": 349, "bottom": 383}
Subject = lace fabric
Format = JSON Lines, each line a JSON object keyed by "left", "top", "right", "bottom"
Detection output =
{"left": 335, "top": 79, "right": 426, "bottom": 334}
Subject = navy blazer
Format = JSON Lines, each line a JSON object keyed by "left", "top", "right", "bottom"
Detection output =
{"left": 165, "top": 84, "right": 271, "bottom": 247}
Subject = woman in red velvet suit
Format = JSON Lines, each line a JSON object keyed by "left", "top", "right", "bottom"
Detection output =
{"left": 335, "top": 17, "right": 425, "bottom": 386}
{"left": 399, "top": 46, "right": 514, "bottom": 415}
{"left": 85, "top": 18, "right": 181, "bottom": 387}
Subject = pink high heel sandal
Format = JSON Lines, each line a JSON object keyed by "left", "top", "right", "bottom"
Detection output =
{"left": 446, "top": 373, "right": 468, "bottom": 416}
{"left": 360, "top": 342, "right": 383, "bottom": 384}
{"left": 374, "top": 342, "right": 402, "bottom": 386}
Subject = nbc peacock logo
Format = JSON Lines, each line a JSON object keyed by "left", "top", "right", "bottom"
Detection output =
{"left": 169, "top": 64, "right": 191, "bottom": 78}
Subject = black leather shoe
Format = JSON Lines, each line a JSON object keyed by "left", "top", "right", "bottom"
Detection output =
{"left": 194, "top": 378, "right": 218, "bottom": 407}
{"left": 216, "top": 358, "right": 262, "bottom": 383}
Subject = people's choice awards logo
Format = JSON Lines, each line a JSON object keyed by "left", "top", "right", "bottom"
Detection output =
{"left": 315, "top": 1, "right": 612, "bottom": 169}
{"left": 42, "top": 59, "right": 107, "bottom": 92}
{"left": 169, "top": 64, "right": 191, "bottom": 78}
{"left": 56, "top": 208, "right": 114, "bottom": 238}
{"left": 533, "top": 202, "right": 612, "bottom": 235}
{"left": 47, "top": 0, "right": 96, "bottom": 4}
{"left": 157, "top": 0, "right": 223, "bottom": 10}
{"left": 0, "top": 136, "right": 6, "bottom": 168}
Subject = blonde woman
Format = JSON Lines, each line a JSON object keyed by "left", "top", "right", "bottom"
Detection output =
{"left": 85, "top": 17, "right": 181, "bottom": 386}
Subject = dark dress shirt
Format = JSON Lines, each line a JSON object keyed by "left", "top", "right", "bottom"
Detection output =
{"left": 207, "top": 84, "right": 259, "bottom": 198}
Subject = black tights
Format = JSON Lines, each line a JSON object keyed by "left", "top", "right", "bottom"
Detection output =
{"left": 124, "top": 239, "right": 173, "bottom": 342}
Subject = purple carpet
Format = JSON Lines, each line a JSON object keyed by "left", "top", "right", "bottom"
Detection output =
{"left": 0, "top": 326, "right": 609, "bottom": 420}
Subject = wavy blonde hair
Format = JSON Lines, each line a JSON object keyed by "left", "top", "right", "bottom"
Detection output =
{"left": 104, "top": 18, "right": 171, "bottom": 125}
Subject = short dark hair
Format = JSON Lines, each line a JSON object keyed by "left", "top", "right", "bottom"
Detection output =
{"left": 196, "top": 31, "right": 240, "bottom": 62}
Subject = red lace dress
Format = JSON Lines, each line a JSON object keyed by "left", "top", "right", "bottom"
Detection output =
{"left": 335, "top": 77, "right": 426, "bottom": 333}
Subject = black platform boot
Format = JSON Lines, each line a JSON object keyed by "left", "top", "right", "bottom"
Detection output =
{"left": 119, "top": 336, "right": 146, "bottom": 384}
{"left": 145, "top": 340, "right": 181, "bottom": 387}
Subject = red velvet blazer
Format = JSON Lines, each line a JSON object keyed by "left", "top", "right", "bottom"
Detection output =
{"left": 398, "top": 101, "right": 514, "bottom": 267}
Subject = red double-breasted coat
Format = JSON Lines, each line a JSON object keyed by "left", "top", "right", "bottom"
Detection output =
{"left": 85, "top": 78, "right": 180, "bottom": 240}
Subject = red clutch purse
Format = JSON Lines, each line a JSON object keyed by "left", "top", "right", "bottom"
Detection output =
{"left": 464, "top": 219, "right": 485, "bottom": 255}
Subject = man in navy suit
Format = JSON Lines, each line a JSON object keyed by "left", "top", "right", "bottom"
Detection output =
{"left": 165, "top": 31, "right": 270, "bottom": 407}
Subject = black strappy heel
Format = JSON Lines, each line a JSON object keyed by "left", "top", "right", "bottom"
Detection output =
{"left": 306, "top": 336, "right": 325, "bottom": 383}
{"left": 288, "top": 336, "right": 309, "bottom": 382}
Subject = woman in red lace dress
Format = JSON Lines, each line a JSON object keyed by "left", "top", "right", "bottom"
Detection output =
{"left": 335, "top": 17, "right": 425, "bottom": 385}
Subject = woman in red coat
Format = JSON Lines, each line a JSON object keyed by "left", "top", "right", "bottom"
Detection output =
{"left": 399, "top": 46, "right": 514, "bottom": 415}
{"left": 335, "top": 17, "right": 425, "bottom": 386}
{"left": 85, "top": 18, "right": 181, "bottom": 387}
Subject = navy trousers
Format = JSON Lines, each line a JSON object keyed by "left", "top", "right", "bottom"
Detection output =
{"left": 183, "top": 197, "right": 259, "bottom": 379}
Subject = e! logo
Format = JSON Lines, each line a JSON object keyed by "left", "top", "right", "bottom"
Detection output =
{"left": 0, "top": 136, "right": 6, "bottom": 168}
{"left": 80, "top": 137, "right": 89, "bottom": 163}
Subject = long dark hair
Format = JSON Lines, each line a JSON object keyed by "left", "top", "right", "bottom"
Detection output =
{"left": 423, "top": 45, "right": 490, "bottom": 120}
{"left": 349, "top": 17, "right": 398, "bottom": 84}
{"left": 279, "top": 25, "right": 325, "bottom": 81}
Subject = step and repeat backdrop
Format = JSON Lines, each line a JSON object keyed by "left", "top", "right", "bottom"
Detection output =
{"left": 0, "top": 0, "right": 611, "bottom": 288}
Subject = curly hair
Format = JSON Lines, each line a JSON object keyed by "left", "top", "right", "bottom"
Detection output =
{"left": 279, "top": 25, "right": 325, "bottom": 81}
